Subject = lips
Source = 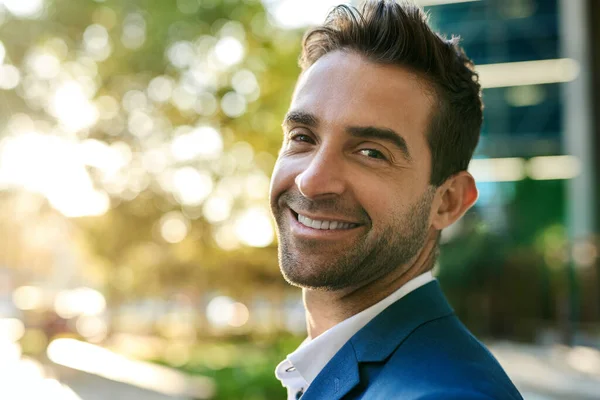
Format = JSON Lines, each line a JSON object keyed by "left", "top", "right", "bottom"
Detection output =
{"left": 284, "top": 208, "right": 365, "bottom": 240}
{"left": 278, "top": 191, "right": 368, "bottom": 235}
{"left": 296, "top": 214, "right": 359, "bottom": 230}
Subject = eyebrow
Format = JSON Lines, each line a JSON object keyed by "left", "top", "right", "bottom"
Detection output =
{"left": 282, "top": 110, "right": 412, "bottom": 162}
{"left": 282, "top": 110, "right": 320, "bottom": 128}
{"left": 347, "top": 126, "right": 412, "bottom": 162}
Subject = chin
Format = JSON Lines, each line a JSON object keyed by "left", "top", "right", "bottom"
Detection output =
{"left": 279, "top": 259, "right": 319, "bottom": 288}
{"left": 279, "top": 260, "right": 357, "bottom": 291}
{"left": 283, "top": 274, "right": 346, "bottom": 291}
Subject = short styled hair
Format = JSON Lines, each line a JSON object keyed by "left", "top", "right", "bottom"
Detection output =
{"left": 300, "top": 0, "right": 483, "bottom": 186}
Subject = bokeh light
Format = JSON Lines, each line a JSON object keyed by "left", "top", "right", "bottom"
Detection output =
{"left": 76, "top": 315, "right": 108, "bottom": 342}
{"left": 3, "top": 0, "right": 45, "bottom": 19}
{"left": 54, "top": 288, "right": 107, "bottom": 319}
{"left": 206, "top": 296, "right": 249, "bottom": 328}
{"left": 229, "top": 302, "right": 250, "bottom": 328}
{"left": 0, "top": 41, "right": 6, "bottom": 64}
{"left": 0, "top": 64, "right": 21, "bottom": 90}
{"left": 221, "top": 91, "right": 247, "bottom": 118}
{"left": 122, "top": 13, "right": 147, "bottom": 50}
{"left": 0, "top": 318, "right": 26, "bottom": 342}
{"left": 234, "top": 207, "right": 274, "bottom": 248}
{"left": 194, "top": 92, "right": 218, "bottom": 116}
{"left": 128, "top": 110, "right": 154, "bottom": 138}
{"left": 160, "top": 212, "right": 190, "bottom": 244}
{"left": 171, "top": 126, "right": 223, "bottom": 161}
{"left": 267, "top": 0, "right": 341, "bottom": 28}
{"left": 167, "top": 41, "right": 195, "bottom": 69}
{"left": 83, "top": 23, "right": 112, "bottom": 61}
{"left": 26, "top": 51, "right": 61, "bottom": 80}
{"left": 12, "top": 286, "right": 45, "bottom": 311}
{"left": 50, "top": 81, "right": 99, "bottom": 131}
{"left": 202, "top": 193, "right": 233, "bottom": 223}
{"left": 0, "top": 132, "right": 111, "bottom": 217}
{"left": 214, "top": 37, "right": 245, "bottom": 67}
{"left": 172, "top": 167, "right": 213, "bottom": 206}
{"left": 232, "top": 69, "right": 259, "bottom": 97}
{"left": 147, "top": 76, "right": 175, "bottom": 103}
{"left": 213, "top": 223, "right": 240, "bottom": 251}
{"left": 84, "top": 24, "right": 109, "bottom": 52}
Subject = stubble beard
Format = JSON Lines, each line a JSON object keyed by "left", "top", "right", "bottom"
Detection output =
{"left": 275, "top": 189, "right": 435, "bottom": 291}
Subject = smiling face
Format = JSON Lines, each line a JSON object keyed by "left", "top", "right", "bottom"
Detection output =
{"left": 269, "top": 50, "right": 438, "bottom": 291}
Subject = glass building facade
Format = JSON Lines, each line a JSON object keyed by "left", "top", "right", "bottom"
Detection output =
{"left": 428, "top": 0, "right": 562, "bottom": 157}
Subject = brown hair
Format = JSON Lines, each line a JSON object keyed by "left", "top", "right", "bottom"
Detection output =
{"left": 300, "top": 0, "right": 483, "bottom": 186}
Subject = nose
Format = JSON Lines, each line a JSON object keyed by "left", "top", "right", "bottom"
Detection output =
{"left": 295, "top": 150, "right": 346, "bottom": 199}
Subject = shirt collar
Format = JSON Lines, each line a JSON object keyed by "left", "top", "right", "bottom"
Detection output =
{"left": 276, "top": 271, "right": 435, "bottom": 387}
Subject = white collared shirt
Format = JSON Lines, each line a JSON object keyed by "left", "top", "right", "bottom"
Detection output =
{"left": 275, "top": 272, "right": 435, "bottom": 399}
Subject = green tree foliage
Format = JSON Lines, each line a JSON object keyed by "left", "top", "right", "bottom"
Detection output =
{"left": 0, "top": 0, "right": 303, "bottom": 299}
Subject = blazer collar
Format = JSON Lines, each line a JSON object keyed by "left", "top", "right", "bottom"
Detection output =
{"left": 301, "top": 281, "right": 454, "bottom": 400}
{"left": 300, "top": 339, "right": 360, "bottom": 400}
{"left": 351, "top": 280, "right": 454, "bottom": 362}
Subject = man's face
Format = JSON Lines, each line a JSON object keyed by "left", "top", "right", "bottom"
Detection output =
{"left": 269, "top": 51, "right": 436, "bottom": 291}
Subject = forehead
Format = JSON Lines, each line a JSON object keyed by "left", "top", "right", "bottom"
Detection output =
{"left": 290, "top": 50, "right": 434, "bottom": 156}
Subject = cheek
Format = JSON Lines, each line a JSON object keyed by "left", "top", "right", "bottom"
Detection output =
{"left": 367, "top": 198, "right": 395, "bottom": 222}
{"left": 353, "top": 182, "right": 395, "bottom": 217}
{"left": 354, "top": 181, "right": 412, "bottom": 222}
{"left": 269, "top": 159, "right": 295, "bottom": 204}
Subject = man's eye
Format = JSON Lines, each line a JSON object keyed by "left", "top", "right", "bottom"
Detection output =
{"left": 290, "top": 133, "right": 313, "bottom": 143}
{"left": 358, "top": 148, "right": 386, "bottom": 160}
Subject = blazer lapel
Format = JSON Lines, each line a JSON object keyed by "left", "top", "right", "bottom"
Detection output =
{"left": 301, "top": 281, "right": 454, "bottom": 400}
{"left": 300, "top": 340, "right": 360, "bottom": 400}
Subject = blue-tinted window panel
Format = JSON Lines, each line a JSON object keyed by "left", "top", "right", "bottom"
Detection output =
{"left": 428, "top": 0, "right": 559, "bottom": 65}
{"left": 482, "top": 84, "right": 561, "bottom": 138}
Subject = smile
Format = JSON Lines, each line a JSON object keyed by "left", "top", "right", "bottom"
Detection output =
{"left": 287, "top": 207, "right": 363, "bottom": 238}
{"left": 297, "top": 214, "right": 359, "bottom": 230}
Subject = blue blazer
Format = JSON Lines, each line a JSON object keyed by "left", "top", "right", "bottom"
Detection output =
{"left": 300, "top": 281, "right": 523, "bottom": 399}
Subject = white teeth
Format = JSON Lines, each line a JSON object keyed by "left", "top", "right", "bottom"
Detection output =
{"left": 297, "top": 214, "right": 355, "bottom": 230}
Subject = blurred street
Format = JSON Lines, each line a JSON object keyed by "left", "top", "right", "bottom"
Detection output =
{"left": 490, "top": 343, "right": 600, "bottom": 400}
{"left": 52, "top": 366, "right": 189, "bottom": 400}
{"left": 0, "top": 337, "right": 214, "bottom": 400}
{"left": 3, "top": 337, "right": 600, "bottom": 400}
{"left": 53, "top": 342, "right": 600, "bottom": 400}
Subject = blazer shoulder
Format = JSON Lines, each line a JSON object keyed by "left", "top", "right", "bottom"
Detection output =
{"left": 413, "top": 390, "right": 499, "bottom": 400}
{"left": 368, "top": 315, "right": 523, "bottom": 400}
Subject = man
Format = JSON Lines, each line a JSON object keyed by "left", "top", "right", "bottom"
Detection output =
{"left": 269, "top": 1, "right": 523, "bottom": 399}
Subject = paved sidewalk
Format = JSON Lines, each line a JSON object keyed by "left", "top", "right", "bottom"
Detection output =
{"left": 55, "top": 341, "right": 600, "bottom": 400}
{"left": 4, "top": 337, "right": 600, "bottom": 399}
{"left": 490, "top": 342, "right": 600, "bottom": 400}
{"left": 53, "top": 365, "right": 189, "bottom": 400}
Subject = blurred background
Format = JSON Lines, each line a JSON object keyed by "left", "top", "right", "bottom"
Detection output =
{"left": 0, "top": 0, "right": 598, "bottom": 399}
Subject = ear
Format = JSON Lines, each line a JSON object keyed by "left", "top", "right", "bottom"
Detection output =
{"left": 431, "top": 171, "right": 478, "bottom": 230}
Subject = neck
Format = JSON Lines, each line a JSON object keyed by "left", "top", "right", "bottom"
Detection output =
{"left": 303, "top": 229, "right": 438, "bottom": 339}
